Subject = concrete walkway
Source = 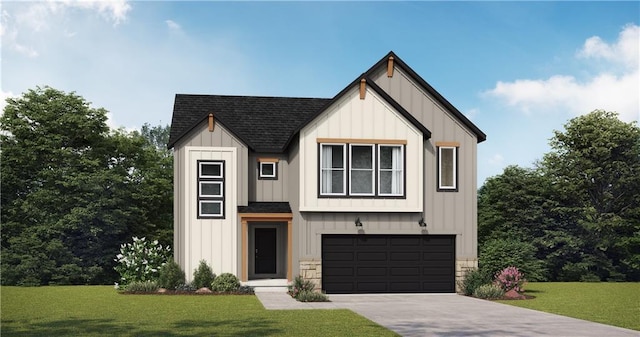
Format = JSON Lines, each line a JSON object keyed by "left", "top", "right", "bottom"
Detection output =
{"left": 256, "top": 292, "right": 640, "bottom": 337}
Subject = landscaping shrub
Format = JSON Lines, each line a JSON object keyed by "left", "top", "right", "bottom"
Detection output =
{"left": 114, "top": 237, "right": 171, "bottom": 285}
{"left": 175, "top": 283, "right": 197, "bottom": 292}
{"left": 158, "top": 259, "right": 185, "bottom": 290}
{"left": 287, "top": 275, "right": 328, "bottom": 302}
{"left": 480, "top": 238, "right": 546, "bottom": 281}
{"left": 458, "top": 268, "right": 491, "bottom": 296}
{"left": 211, "top": 273, "right": 240, "bottom": 292}
{"left": 237, "top": 285, "right": 255, "bottom": 294}
{"left": 494, "top": 266, "right": 526, "bottom": 292}
{"left": 288, "top": 275, "right": 316, "bottom": 298}
{"left": 473, "top": 284, "right": 505, "bottom": 299}
{"left": 124, "top": 280, "right": 159, "bottom": 293}
{"left": 296, "top": 290, "right": 329, "bottom": 302}
{"left": 192, "top": 260, "right": 215, "bottom": 289}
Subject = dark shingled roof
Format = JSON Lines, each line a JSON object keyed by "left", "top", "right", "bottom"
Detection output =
{"left": 238, "top": 202, "right": 292, "bottom": 214}
{"left": 168, "top": 52, "right": 485, "bottom": 150}
{"left": 167, "top": 95, "right": 331, "bottom": 152}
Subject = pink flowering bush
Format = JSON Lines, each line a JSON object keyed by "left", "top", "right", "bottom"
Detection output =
{"left": 494, "top": 266, "right": 526, "bottom": 293}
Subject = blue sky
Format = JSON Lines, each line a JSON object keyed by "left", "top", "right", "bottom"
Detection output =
{"left": 2, "top": 1, "right": 639, "bottom": 186}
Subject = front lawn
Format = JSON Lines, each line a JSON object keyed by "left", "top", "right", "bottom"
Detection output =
{"left": 497, "top": 282, "right": 640, "bottom": 331}
{"left": 1, "top": 286, "right": 397, "bottom": 336}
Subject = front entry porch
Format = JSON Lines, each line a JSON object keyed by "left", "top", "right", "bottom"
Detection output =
{"left": 239, "top": 212, "right": 292, "bottom": 283}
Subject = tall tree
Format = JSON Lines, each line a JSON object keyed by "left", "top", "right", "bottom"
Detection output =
{"left": 1, "top": 87, "right": 173, "bottom": 285}
{"left": 542, "top": 110, "right": 640, "bottom": 280}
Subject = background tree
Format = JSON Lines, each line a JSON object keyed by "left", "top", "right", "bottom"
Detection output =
{"left": 478, "top": 110, "right": 640, "bottom": 281}
{"left": 1, "top": 87, "right": 173, "bottom": 285}
{"left": 541, "top": 110, "right": 640, "bottom": 281}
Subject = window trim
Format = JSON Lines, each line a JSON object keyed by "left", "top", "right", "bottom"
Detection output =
{"left": 378, "top": 144, "right": 405, "bottom": 197}
{"left": 349, "top": 144, "right": 375, "bottom": 196}
{"left": 258, "top": 161, "right": 278, "bottom": 180}
{"left": 319, "top": 143, "right": 347, "bottom": 196}
{"left": 437, "top": 146, "right": 458, "bottom": 192}
{"left": 318, "top": 141, "right": 406, "bottom": 198}
{"left": 198, "top": 160, "right": 225, "bottom": 219}
{"left": 199, "top": 161, "right": 223, "bottom": 179}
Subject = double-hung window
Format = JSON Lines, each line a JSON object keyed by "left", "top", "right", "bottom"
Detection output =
{"left": 320, "top": 142, "right": 404, "bottom": 197}
{"left": 378, "top": 145, "right": 404, "bottom": 196}
{"left": 198, "top": 161, "right": 225, "bottom": 218}
{"left": 438, "top": 146, "right": 458, "bottom": 191}
{"left": 320, "top": 144, "right": 346, "bottom": 195}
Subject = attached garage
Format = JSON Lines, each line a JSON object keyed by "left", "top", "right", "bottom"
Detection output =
{"left": 322, "top": 234, "right": 455, "bottom": 294}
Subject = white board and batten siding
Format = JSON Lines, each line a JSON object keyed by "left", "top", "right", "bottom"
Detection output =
{"left": 175, "top": 146, "right": 238, "bottom": 281}
{"left": 298, "top": 86, "right": 424, "bottom": 212}
{"left": 173, "top": 120, "right": 247, "bottom": 281}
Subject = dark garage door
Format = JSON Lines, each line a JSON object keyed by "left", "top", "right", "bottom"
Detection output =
{"left": 322, "top": 235, "right": 455, "bottom": 294}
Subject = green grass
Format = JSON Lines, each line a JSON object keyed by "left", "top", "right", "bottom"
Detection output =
{"left": 1, "top": 286, "right": 398, "bottom": 336}
{"left": 497, "top": 282, "right": 640, "bottom": 331}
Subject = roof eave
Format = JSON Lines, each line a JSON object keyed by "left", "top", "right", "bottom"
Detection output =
{"left": 365, "top": 51, "right": 486, "bottom": 143}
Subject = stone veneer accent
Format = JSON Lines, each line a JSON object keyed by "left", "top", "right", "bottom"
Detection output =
{"left": 299, "top": 259, "right": 322, "bottom": 291}
{"left": 456, "top": 258, "right": 479, "bottom": 293}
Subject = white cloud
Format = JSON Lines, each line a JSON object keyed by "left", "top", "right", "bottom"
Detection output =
{"left": 578, "top": 24, "right": 639, "bottom": 70}
{"left": 1, "top": 1, "right": 132, "bottom": 58}
{"left": 1, "top": 89, "right": 16, "bottom": 115}
{"left": 485, "top": 24, "right": 639, "bottom": 123}
{"left": 165, "top": 19, "right": 181, "bottom": 31}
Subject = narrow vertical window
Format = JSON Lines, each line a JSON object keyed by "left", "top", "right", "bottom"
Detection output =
{"left": 349, "top": 144, "right": 374, "bottom": 195}
{"left": 198, "top": 161, "right": 225, "bottom": 218}
{"left": 320, "top": 144, "right": 346, "bottom": 195}
{"left": 378, "top": 145, "right": 404, "bottom": 196}
{"left": 438, "top": 146, "right": 457, "bottom": 191}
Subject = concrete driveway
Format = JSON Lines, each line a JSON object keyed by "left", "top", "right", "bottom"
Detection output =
{"left": 256, "top": 292, "right": 640, "bottom": 336}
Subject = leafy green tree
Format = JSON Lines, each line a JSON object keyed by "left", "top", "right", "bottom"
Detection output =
{"left": 542, "top": 110, "right": 640, "bottom": 281}
{"left": 1, "top": 87, "right": 173, "bottom": 285}
{"left": 478, "top": 111, "right": 639, "bottom": 281}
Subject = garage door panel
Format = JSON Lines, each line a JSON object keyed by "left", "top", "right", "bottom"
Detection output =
{"left": 356, "top": 251, "right": 387, "bottom": 261}
{"left": 390, "top": 267, "right": 420, "bottom": 276}
{"left": 357, "top": 282, "right": 388, "bottom": 292}
{"left": 357, "top": 267, "right": 386, "bottom": 276}
{"left": 390, "top": 251, "right": 421, "bottom": 261}
{"left": 356, "top": 237, "right": 388, "bottom": 246}
{"left": 324, "top": 237, "right": 355, "bottom": 246}
{"left": 323, "top": 234, "right": 455, "bottom": 294}
{"left": 324, "top": 266, "right": 354, "bottom": 276}
{"left": 324, "top": 251, "right": 355, "bottom": 261}
{"left": 389, "top": 237, "right": 422, "bottom": 246}
{"left": 422, "top": 252, "right": 455, "bottom": 260}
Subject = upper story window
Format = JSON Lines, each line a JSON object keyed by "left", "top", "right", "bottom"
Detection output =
{"left": 379, "top": 145, "right": 404, "bottom": 196}
{"left": 320, "top": 141, "right": 405, "bottom": 197}
{"left": 350, "top": 145, "right": 374, "bottom": 195}
{"left": 320, "top": 144, "right": 346, "bottom": 195}
{"left": 258, "top": 158, "right": 278, "bottom": 180}
{"left": 198, "top": 161, "right": 225, "bottom": 218}
{"left": 437, "top": 143, "right": 458, "bottom": 191}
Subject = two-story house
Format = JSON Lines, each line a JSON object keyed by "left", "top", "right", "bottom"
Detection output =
{"left": 167, "top": 51, "right": 486, "bottom": 294}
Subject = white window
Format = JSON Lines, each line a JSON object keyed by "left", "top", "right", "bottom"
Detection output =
{"left": 259, "top": 161, "right": 277, "bottom": 179}
{"left": 199, "top": 162, "right": 223, "bottom": 179}
{"left": 378, "top": 145, "right": 404, "bottom": 196}
{"left": 438, "top": 146, "right": 457, "bottom": 190}
{"left": 320, "top": 144, "right": 346, "bottom": 195}
{"left": 198, "top": 160, "right": 225, "bottom": 218}
{"left": 320, "top": 142, "right": 405, "bottom": 198}
{"left": 199, "top": 200, "right": 223, "bottom": 217}
{"left": 199, "top": 181, "right": 223, "bottom": 198}
{"left": 350, "top": 145, "right": 374, "bottom": 195}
